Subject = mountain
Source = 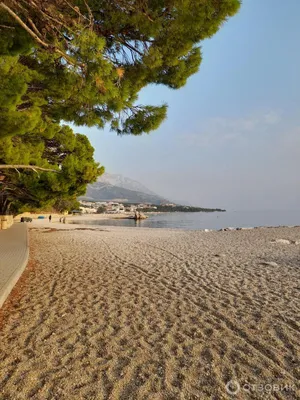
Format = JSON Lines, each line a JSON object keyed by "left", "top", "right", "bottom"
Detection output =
{"left": 97, "top": 173, "right": 158, "bottom": 196}
{"left": 81, "top": 173, "right": 169, "bottom": 204}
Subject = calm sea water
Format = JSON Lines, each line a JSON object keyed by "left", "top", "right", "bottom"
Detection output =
{"left": 70, "top": 210, "right": 300, "bottom": 230}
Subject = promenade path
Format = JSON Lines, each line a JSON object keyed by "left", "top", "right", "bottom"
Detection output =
{"left": 0, "top": 223, "right": 29, "bottom": 308}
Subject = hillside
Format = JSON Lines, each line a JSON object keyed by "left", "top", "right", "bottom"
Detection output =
{"left": 81, "top": 176, "right": 169, "bottom": 205}
{"left": 97, "top": 173, "right": 158, "bottom": 196}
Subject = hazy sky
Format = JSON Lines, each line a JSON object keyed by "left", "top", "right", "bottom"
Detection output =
{"left": 79, "top": 0, "right": 300, "bottom": 210}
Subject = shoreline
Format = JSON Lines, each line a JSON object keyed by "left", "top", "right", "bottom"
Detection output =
{"left": 26, "top": 214, "right": 300, "bottom": 233}
{"left": 15, "top": 210, "right": 300, "bottom": 232}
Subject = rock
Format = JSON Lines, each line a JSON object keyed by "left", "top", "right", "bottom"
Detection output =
{"left": 260, "top": 261, "right": 279, "bottom": 267}
{"left": 133, "top": 211, "right": 147, "bottom": 220}
{"left": 272, "top": 239, "right": 291, "bottom": 244}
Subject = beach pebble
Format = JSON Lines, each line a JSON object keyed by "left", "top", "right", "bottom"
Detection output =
{"left": 260, "top": 261, "right": 279, "bottom": 267}
{"left": 291, "top": 240, "right": 300, "bottom": 245}
{"left": 272, "top": 239, "right": 291, "bottom": 244}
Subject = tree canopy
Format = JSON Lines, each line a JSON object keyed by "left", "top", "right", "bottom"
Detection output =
{"left": 0, "top": 125, "right": 103, "bottom": 214}
{"left": 0, "top": 0, "right": 241, "bottom": 137}
{"left": 0, "top": 0, "right": 241, "bottom": 214}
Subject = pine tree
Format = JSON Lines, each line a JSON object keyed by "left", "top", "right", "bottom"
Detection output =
{"left": 0, "top": 0, "right": 241, "bottom": 136}
{"left": 0, "top": 124, "right": 103, "bottom": 214}
{"left": 0, "top": 1, "right": 241, "bottom": 214}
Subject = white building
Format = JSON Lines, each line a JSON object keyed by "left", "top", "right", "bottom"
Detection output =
{"left": 79, "top": 206, "right": 97, "bottom": 214}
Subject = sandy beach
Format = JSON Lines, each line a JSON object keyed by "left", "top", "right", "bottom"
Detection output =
{"left": 0, "top": 224, "right": 299, "bottom": 399}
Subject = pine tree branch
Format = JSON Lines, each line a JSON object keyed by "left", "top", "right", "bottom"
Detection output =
{"left": 0, "top": 2, "right": 50, "bottom": 47}
{"left": 83, "top": 0, "right": 94, "bottom": 29}
{"left": 0, "top": 165, "right": 60, "bottom": 173}
{"left": 118, "top": 37, "right": 143, "bottom": 57}
{"left": 27, "top": 17, "right": 43, "bottom": 39}
{"left": 0, "top": 24, "right": 15, "bottom": 29}
{"left": 0, "top": 2, "right": 78, "bottom": 66}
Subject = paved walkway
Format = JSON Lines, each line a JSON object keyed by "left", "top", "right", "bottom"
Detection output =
{"left": 0, "top": 223, "right": 29, "bottom": 308}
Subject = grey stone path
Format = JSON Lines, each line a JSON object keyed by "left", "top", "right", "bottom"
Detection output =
{"left": 0, "top": 223, "right": 29, "bottom": 308}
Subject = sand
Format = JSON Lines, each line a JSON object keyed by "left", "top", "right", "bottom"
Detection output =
{"left": 0, "top": 225, "right": 299, "bottom": 399}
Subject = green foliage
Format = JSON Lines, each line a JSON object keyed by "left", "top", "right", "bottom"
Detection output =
{"left": 113, "top": 105, "right": 168, "bottom": 135}
{"left": 0, "top": 0, "right": 241, "bottom": 137}
{"left": 53, "top": 198, "right": 81, "bottom": 213}
{"left": 0, "top": 125, "right": 104, "bottom": 214}
{"left": 0, "top": 55, "right": 42, "bottom": 136}
{"left": 0, "top": 0, "right": 240, "bottom": 213}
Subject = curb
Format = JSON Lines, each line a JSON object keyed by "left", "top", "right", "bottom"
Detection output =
{"left": 0, "top": 224, "right": 29, "bottom": 308}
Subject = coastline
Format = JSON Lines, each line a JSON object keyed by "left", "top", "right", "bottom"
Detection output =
{"left": 15, "top": 211, "right": 300, "bottom": 232}
{"left": 0, "top": 224, "right": 299, "bottom": 398}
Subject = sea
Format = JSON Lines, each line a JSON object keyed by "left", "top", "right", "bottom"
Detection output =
{"left": 70, "top": 210, "right": 300, "bottom": 231}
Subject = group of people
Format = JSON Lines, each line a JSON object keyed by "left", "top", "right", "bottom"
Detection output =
{"left": 48, "top": 215, "right": 66, "bottom": 223}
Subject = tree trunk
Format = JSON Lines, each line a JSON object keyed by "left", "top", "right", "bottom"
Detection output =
{"left": 0, "top": 194, "right": 11, "bottom": 215}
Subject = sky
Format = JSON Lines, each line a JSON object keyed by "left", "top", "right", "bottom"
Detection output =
{"left": 79, "top": 0, "right": 300, "bottom": 211}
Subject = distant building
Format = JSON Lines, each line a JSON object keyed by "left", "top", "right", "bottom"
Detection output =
{"left": 80, "top": 201, "right": 94, "bottom": 207}
{"left": 79, "top": 206, "right": 97, "bottom": 214}
{"left": 137, "top": 204, "right": 156, "bottom": 210}
{"left": 106, "top": 202, "right": 124, "bottom": 213}
{"left": 163, "top": 203, "right": 177, "bottom": 207}
{"left": 138, "top": 204, "right": 150, "bottom": 209}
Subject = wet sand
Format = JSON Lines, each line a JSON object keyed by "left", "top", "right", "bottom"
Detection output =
{"left": 0, "top": 226, "right": 299, "bottom": 399}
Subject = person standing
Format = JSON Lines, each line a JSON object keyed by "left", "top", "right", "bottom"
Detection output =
{"left": 49, "top": 215, "right": 52, "bottom": 222}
